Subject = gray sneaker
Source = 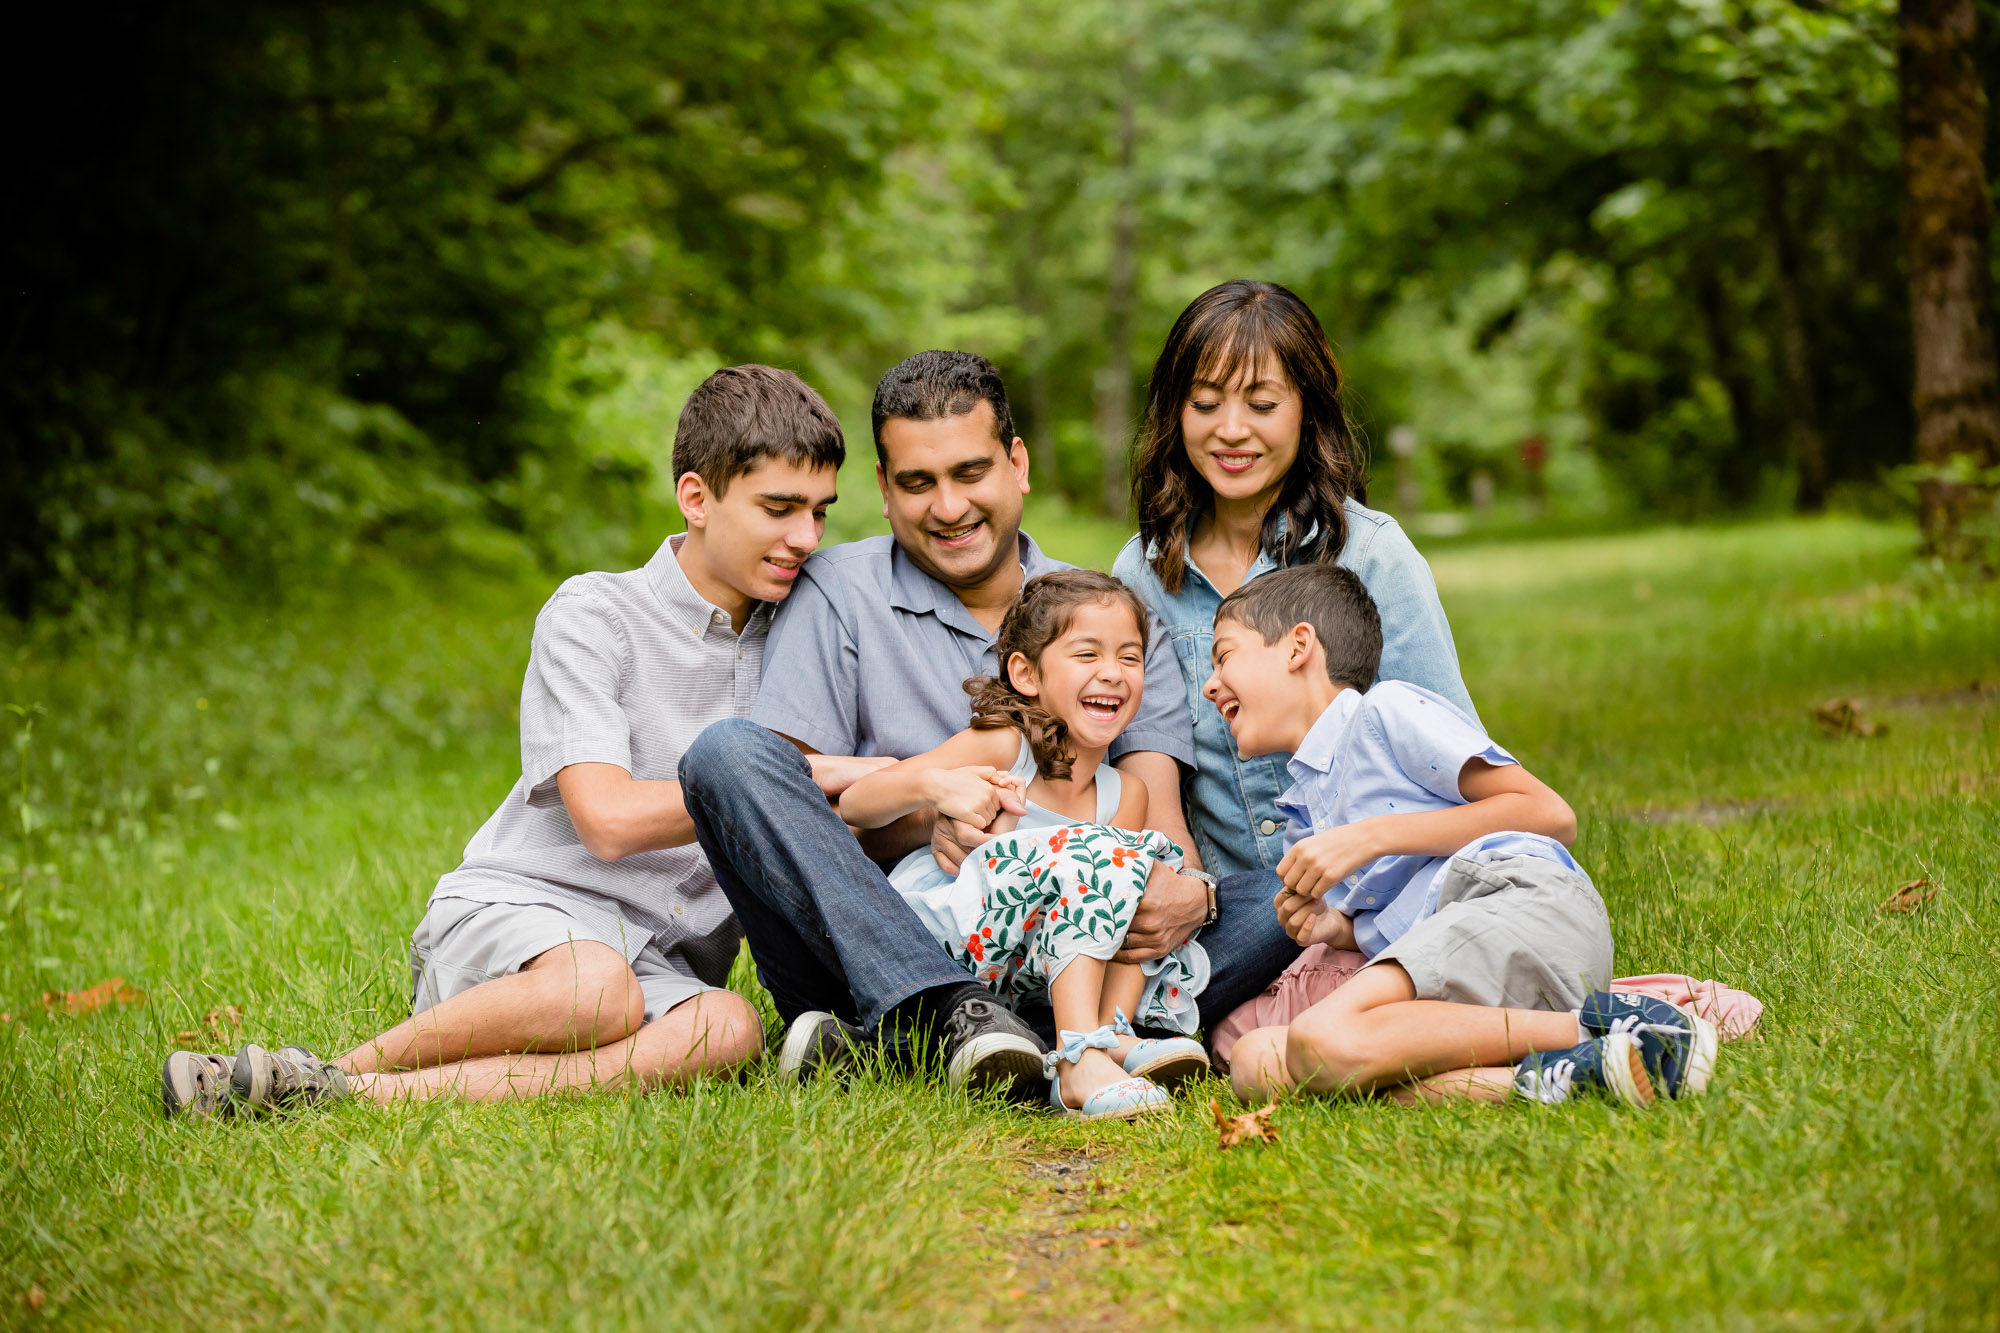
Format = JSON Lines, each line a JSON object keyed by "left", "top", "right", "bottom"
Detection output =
{"left": 231, "top": 1043, "right": 352, "bottom": 1112}
{"left": 161, "top": 1050, "right": 237, "bottom": 1119}
{"left": 941, "top": 997, "right": 1048, "bottom": 1101}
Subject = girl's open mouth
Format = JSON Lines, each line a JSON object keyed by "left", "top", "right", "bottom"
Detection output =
{"left": 1079, "top": 694, "right": 1124, "bottom": 721}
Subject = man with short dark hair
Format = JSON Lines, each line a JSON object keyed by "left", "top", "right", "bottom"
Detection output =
{"left": 679, "top": 350, "right": 1211, "bottom": 1097}
{"left": 161, "top": 365, "right": 876, "bottom": 1117}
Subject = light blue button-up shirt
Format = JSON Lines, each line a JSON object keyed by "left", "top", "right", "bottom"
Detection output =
{"left": 1112, "top": 498, "right": 1476, "bottom": 877}
{"left": 1276, "top": 682, "right": 1577, "bottom": 957}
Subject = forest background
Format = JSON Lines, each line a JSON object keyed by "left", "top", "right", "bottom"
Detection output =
{"left": 5, "top": 0, "right": 1973, "bottom": 626}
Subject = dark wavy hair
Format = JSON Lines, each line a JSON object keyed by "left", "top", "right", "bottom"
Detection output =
{"left": 964, "top": 569, "right": 1150, "bottom": 781}
{"left": 1130, "top": 280, "right": 1367, "bottom": 593}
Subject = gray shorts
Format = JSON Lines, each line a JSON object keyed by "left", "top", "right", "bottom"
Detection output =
{"left": 408, "top": 897, "right": 732, "bottom": 1024}
{"left": 1370, "top": 852, "right": 1613, "bottom": 1012}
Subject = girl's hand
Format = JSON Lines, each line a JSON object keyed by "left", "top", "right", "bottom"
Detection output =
{"left": 925, "top": 766, "right": 1027, "bottom": 831}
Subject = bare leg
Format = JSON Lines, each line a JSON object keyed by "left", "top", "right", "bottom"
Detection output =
{"left": 1285, "top": 964, "right": 1582, "bottom": 1097}
{"left": 349, "top": 990, "right": 763, "bottom": 1105}
{"left": 1048, "top": 958, "right": 1128, "bottom": 1108}
{"left": 1099, "top": 962, "right": 1148, "bottom": 1065}
{"left": 1383, "top": 1067, "right": 1516, "bottom": 1105}
{"left": 338, "top": 939, "right": 646, "bottom": 1075}
{"left": 1229, "top": 1025, "right": 1294, "bottom": 1102}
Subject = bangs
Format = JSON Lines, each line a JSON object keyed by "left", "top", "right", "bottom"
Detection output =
{"left": 1188, "top": 302, "right": 1288, "bottom": 393}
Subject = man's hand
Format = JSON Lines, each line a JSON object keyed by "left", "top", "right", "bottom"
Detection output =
{"left": 807, "top": 753, "right": 896, "bottom": 799}
{"left": 1274, "top": 887, "right": 1357, "bottom": 949}
{"left": 1114, "top": 862, "right": 1209, "bottom": 962}
{"left": 1275, "top": 820, "right": 1383, "bottom": 903}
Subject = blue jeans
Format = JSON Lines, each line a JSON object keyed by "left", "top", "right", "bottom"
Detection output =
{"left": 680, "top": 718, "right": 1302, "bottom": 1037}
{"left": 679, "top": 719, "right": 973, "bottom": 1030}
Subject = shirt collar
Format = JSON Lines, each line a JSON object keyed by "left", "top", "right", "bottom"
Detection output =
{"left": 645, "top": 534, "right": 771, "bottom": 639}
{"left": 1286, "top": 688, "right": 1363, "bottom": 784}
{"left": 888, "top": 529, "right": 1048, "bottom": 641}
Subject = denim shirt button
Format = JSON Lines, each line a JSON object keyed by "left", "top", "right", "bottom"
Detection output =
{"left": 1365, "top": 896, "right": 1377, "bottom": 906}
{"left": 1257, "top": 818, "right": 1280, "bottom": 836}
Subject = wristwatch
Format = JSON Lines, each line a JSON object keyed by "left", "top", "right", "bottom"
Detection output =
{"left": 1182, "top": 868, "right": 1219, "bottom": 926}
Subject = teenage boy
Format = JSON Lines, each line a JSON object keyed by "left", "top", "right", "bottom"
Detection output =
{"left": 161, "top": 365, "right": 869, "bottom": 1117}
{"left": 680, "top": 351, "right": 1295, "bottom": 1097}
{"left": 1206, "top": 566, "right": 1718, "bottom": 1107}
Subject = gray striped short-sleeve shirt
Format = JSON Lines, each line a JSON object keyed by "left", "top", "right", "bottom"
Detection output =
{"left": 430, "top": 534, "right": 765, "bottom": 965}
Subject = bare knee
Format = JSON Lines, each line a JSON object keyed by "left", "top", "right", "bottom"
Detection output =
{"left": 1229, "top": 1027, "right": 1291, "bottom": 1101}
{"left": 1285, "top": 1012, "right": 1382, "bottom": 1094}
{"left": 632, "top": 990, "right": 764, "bottom": 1089}
{"left": 523, "top": 941, "right": 647, "bottom": 1044}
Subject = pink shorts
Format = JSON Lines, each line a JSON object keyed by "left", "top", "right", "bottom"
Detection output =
{"left": 1208, "top": 949, "right": 1764, "bottom": 1068}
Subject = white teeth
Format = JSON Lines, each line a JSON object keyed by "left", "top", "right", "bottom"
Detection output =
{"left": 935, "top": 523, "right": 979, "bottom": 539}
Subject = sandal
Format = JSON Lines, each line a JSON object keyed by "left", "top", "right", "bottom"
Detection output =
{"left": 1043, "top": 1024, "right": 1170, "bottom": 1121}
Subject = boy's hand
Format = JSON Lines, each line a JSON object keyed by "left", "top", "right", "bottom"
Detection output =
{"left": 1275, "top": 821, "right": 1383, "bottom": 902}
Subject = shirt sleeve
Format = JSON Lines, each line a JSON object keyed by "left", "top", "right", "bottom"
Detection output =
{"left": 1347, "top": 516, "right": 1481, "bottom": 725}
{"left": 1366, "top": 684, "right": 1516, "bottom": 805}
{"left": 519, "top": 587, "right": 633, "bottom": 808}
{"left": 1108, "top": 603, "right": 1197, "bottom": 767}
{"left": 749, "top": 572, "right": 860, "bottom": 755}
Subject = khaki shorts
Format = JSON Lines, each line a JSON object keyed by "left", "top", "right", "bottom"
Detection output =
{"left": 409, "top": 896, "right": 734, "bottom": 1024}
{"left": 1369, "top": 852, "right": 1613, "bottom": 1012}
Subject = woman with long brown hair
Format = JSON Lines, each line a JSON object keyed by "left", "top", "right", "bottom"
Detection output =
{"left": 1113, "top": 279, "right": 1474, "bottom": 879}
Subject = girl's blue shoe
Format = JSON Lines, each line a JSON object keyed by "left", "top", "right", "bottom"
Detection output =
{"left": 1044, "top": 1024, "right": 1173, "bottom": 1121}
{"left": 1108, "top": 1008, "right": 1210, "bottom": 1090}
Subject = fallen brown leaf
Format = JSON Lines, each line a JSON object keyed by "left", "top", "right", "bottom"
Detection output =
{"left": 202, "top": 1005, "right": 244, "bottom": 1041}
{"left": 1085, "top": 1236, "right": 1111, "bottom": 1248}
{"left": 25, "top": 1286, "right": 44, "bottom": 1311}
{"left": 1212, "top": 1098, "right": 1279, "bottom": 1150}
{"left": 39, "top": 977, "right": 146, "bottom": 1017}
{"left": 1879, "top": 877, "right": 1936, "bottom": 915}
{"left": 1006, "top": 1288, "right": 1025, "bottom": 1300}
{"left": 174, "top": 1031, "right": 201, "bottom": 1049}
{"left": 1812, "top": 698, "right": 1883, "bottom": 738}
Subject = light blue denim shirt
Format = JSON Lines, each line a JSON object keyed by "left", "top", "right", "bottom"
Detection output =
{"left": 1276, "top": 682, "right": 1576, "bottom": 957}
{"left": 1112, "top": 498, "right": 1476, "bottom": 877}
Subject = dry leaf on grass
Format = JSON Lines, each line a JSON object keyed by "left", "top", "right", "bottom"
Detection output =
{"left": 1812, "top": 698, "right": 1884, "bottom": 738}
{"left": 39, "top": 976, "right": 146, "bottom": 1017}
{"left": 1211, "top": 1099, "right": 1279, "bottom": 1150}
{"left": 204, "top": 1005, "right": 244, "bottom": 1040}
{"left": 25, "top": 1286, "right": 44, "bottom": 1311}
{"left": 1879, "top": 877, "right": 1936, "bottom": 915}
{"left": 173, "top": 1031, "right": 201, "bottom": 1048}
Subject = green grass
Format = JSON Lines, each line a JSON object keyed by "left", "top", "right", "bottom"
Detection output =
{"left": 2, "top": 516, "right": 1996, "bottom": 1329}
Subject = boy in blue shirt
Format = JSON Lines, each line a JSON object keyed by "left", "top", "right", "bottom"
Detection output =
{"left": 1204, "top": 565, "right": 1717, "bottom": 1107}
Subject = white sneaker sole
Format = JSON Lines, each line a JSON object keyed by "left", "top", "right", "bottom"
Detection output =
{"left": 946, "top": 1033, "right": 1046, "bottom": 1096}
{"left": 1673, "top": 1007, "right": 1720, "bottom": 1096}
{"left": 777, "top": 1011, "right": 837, "bottom": 1083}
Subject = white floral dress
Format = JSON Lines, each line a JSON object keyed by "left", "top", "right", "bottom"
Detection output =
{"left": 887, "top": 734, "right": 1210, "bottom": 1032}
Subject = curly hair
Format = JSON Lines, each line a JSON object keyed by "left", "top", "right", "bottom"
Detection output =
{"left": 1130, "top": 280, "right": 1367, "bottom": 593}
{"left": 964, "top": 569, "right": 1150, "bottom": 781}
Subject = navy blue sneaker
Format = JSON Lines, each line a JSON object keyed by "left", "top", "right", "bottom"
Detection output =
{"left": 1577, "top": 991, "right": 1718, "bottom": 1097}
{"left": 1514, "top": 1031, "right": 1675, "bottom": 1107}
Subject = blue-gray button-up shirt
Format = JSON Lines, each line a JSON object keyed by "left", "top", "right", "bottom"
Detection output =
{"left": 752, "top": 532, "right": 1195, "bottom": 766}
{"left": 1277, "top": 681, "right": 1576, "bottom": 957}
{"left": 1112, "top": 498, "right": 1475, "bottom": 877}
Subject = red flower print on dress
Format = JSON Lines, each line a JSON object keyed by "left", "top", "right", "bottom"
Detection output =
{"left": 981, "top": 926, "right": 993, "bottom": 938}
{"left": 966, "top": 933, "right": 985, "bottom": 962}
{"left": 1047, "top": 829, "right": 1071, "bottom": 853}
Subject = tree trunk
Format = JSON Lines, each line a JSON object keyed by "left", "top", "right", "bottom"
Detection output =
{"left": 1758, "top": 150, "right": 1829, "bottom": 512}
{"left": 1094, "top": 73, "right": 1138, "bottom": 518}
{"left": 1899, "top": 0, "right": 2000, "bottom": 553}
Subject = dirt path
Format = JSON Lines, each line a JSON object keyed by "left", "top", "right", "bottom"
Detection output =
{"left": 975, "top": 1147, "right": 1147, "bottom": 1331}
